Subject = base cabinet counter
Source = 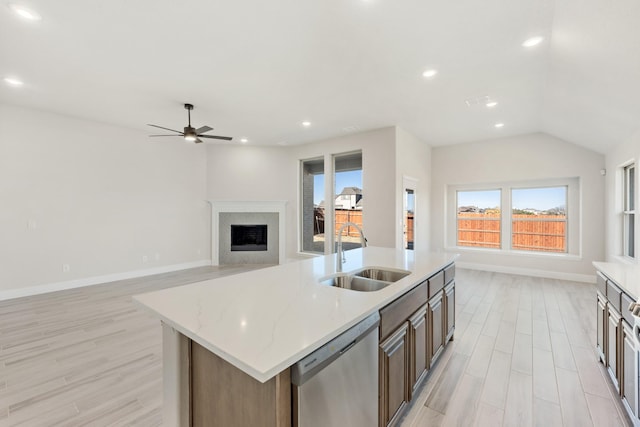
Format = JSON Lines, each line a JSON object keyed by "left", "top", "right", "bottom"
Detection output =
{"left": 593, "top": 262, "right": 640, "bottom": 426}
{"left": 135, "top": 247, "right": 457, "bottom": 427}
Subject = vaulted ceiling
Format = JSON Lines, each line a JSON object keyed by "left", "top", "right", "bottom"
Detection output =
{"left": 1, "top": 0, "right": 638, "bottom": 153}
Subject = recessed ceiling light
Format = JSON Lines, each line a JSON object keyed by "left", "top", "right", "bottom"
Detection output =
{"left": 3, "top": 77, "right": 24, "bottom": 87}
{"left": 522, "top": 36, "right": 544, "bottom": 48}
{"left": 486, "top": 101, "right": 498, "bottom": 108}
{"left": 240, "top": 138, "right": 248, "bottom": 144}
{"left": 494, "top": 123, "right": 505, "bottom": 128}
{"left": 8, "top": 4, "right": 41, "bottom": 21}
{"left": 422, "top": 69, "right": 438, "bottom": 78}
{"left": 301, "top": 121, "right": 311, "bottom": 127}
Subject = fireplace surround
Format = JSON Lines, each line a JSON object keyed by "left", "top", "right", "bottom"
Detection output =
{"left": 209, "top": 201, "right": 287, "bottom": 266}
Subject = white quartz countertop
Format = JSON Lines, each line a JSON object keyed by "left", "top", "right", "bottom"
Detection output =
{"left": 134, "top": 247, "right": 457, "bottom": 383}
{"left": 593, "top": 261, "right": 640, "bottom": 299}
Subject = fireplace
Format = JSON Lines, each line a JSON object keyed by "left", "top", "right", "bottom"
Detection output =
{"left": 209, "top": 200, "right": 286, "bottom": 266}
{"left": 231, "top": 225, "right": 268, "bottom": 251}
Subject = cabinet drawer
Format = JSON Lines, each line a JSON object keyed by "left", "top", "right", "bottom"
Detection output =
{"left": 607, "top": 281, "right": 622, "bottom": 313}
{"left": 596, "top": 272, "right": 607, "bottom": 296}
{"left": 380, "top": 281, "right": 428, "bottom": 340}
{"left": 428, "top": 271, "right": 445, "bottom": 298}
{"left": 444, "top": 264, "right": 455, "bottom": 285}
{"left": 621, "top": 292, "right": 635, "bottom": 326}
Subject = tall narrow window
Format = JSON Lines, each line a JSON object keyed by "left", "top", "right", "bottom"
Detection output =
{"left": 624, "top": 163, "right": 635, "bottom": 259}
{"left": 301, "top": 157, "right": 324, "bottom": 253}
{"left": 334, "top": 152, "right": 363, "bottom": 252}
{"left": 456, "top": 190, "right": 501, "bottom": 249}
{"left": 511, "top": 186, "right": 567, "bottom": 253}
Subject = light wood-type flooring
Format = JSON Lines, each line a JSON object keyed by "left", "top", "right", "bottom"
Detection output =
{"left": 0, "top": 266, "right": 631, "bottom": 426}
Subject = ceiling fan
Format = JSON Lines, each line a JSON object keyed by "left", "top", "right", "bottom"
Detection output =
{"left": 148, "top": 104, "right": 233, "bottom": 143}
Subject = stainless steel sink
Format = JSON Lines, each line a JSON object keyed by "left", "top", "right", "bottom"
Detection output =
{"left": 319, "top": 267, "right": 411, "bottom": 292}
{"left": 353, "top": 267, "right": 410, "bottom": 282}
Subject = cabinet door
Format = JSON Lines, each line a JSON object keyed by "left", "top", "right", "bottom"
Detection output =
{"left": 379, "top": 323, "right": 409, "bottom": 427}
{"left": 597, "top": 292, "right": 607, "bottom": 364}
{"left": 622, "top": 321, "right": 637, "bottom": 417}
{"left": 607, "top": 307, "right": 622, "bottom": 391}
{"left": 428, "top": 291, "right": 444, "bottom": 368}
{"left": 444, "top": 282, "right": 455, "bottom": 343}
{"left": 408, "top": 305, "right": 428, "bottom": 398}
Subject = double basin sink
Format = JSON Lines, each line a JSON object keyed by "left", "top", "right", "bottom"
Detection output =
{"left": 319, "top": 267, "right": 411, "bottom": 292}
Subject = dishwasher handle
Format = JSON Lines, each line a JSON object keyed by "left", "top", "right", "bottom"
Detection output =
{"left": 291, "top": 312, "right": 380, "bottom": 386}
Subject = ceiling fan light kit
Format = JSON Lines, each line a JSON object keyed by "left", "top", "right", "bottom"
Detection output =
{"left": 147, "top": 103, "right": 232, "bottom": 144}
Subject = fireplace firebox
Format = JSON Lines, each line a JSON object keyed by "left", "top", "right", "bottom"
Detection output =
{"left": 231, "top": 225, "right": 268, "bottom": 251}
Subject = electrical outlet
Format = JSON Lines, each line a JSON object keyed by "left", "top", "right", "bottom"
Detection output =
{"left": 155, "top": 253, "right": 160, "bottom": 261}
{"left": 62, "top": 264, "right": 70, "bottom": 273}
{"left": 142, "top": 255, "right": 148, "bottom": 263}
{"left": 197, "top": 249, "right": 202, "bottom": 256}
{"left": 27, "top": 220, "right": 37, "bottom": 230}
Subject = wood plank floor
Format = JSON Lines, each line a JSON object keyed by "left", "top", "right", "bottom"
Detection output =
{"left": 0, "top": 267, "right": 631, "bottom": 426}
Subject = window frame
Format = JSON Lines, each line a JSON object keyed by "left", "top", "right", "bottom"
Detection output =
{"left": 623, "top": 163, "right": 636, "bottom": 259}
{"left": 510, "top": 185, "right": 568, "bottom": 254}
{"left": 446, "top": 178, "right": 580, "bottom": 257}
{"left": 455, "top": 188, "right": 503, "bottom": 250}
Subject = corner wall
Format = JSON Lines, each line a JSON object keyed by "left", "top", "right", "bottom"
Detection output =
{"left": 395, "top": 127, "right": 432, "bottom": 251}
{"left": 430, "top": 133, "right": 605, "bottom": 281}
{"left": 604, "top": 130, "right": 640, "bottom": 261}
{"left": 0, "top": 104, "right": 210, "bottom": 298}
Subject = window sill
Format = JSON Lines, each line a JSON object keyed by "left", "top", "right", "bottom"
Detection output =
{"left": 446, "top": 246, "right": 582, "bottom": 261}
{"left": 611, "top": 255, "right": 638, "bottom": 265}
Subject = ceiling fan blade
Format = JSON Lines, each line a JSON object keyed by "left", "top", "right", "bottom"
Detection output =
{"left": 149, "top": 134, "right": 182, "bottom": 137}
{"left": 195, "top": 138, "right": 204, "bottom": 143}
{"left": 199, "top": 135, "right": 233, "bottom": 141}
{"left": 147, "top": 124, "right": 183, "bottom": 134}
{"left": 195, "top": 126, "right": 213, "bottom": 134}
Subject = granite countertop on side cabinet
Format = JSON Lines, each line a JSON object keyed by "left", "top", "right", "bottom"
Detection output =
{"left": 593, "top": 261, "right": 640, "bottom": 299}
{"left": 134, "top": 246, "right": 458, "bottom": 383}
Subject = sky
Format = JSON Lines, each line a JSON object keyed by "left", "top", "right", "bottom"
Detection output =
{"left": 457, "top": 186, "right": 567, "bottom": 210}
{"left": 314, "top": 170, "right": 362, "bottom": 204}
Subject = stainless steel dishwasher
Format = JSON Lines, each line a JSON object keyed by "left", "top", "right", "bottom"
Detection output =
{"left": 291, "top": 312, "right": 380, "bottom": 427}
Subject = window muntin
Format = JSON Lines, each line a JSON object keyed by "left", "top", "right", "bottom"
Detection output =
{"left": 624, "top": 163, "right": 636, "bottom": 259}
{"left": 456, "top": 189, "right": 501, "bottom": 249}
{"left": 511, "top": 186, "right": 567, "bottom": 253}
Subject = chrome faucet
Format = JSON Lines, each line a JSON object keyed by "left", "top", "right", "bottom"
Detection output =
{"left": 336, "top": 222, "right": 367, "bottom": 271}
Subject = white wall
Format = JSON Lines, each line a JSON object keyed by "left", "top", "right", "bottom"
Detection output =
{"left": 0, "top": 104, "right": 210, "bottom": 297}
{"left": 395, "top": 127, "right": 431, "bottom": 251}
{"left": 604, "top": 129, "right": 640, "bottom": 261}
{"left": 289, "top": 127, "right": 397, "bottom": 254}
{"left": 205, "top": 127, "right": 397, "bottom": 260}
{"left": 430, "top": 133, "right": 605, "bottom": 281}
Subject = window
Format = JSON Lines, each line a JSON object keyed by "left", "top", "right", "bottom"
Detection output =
{"left": 300, "top": 151, "right": 363, "bottom": 254}
{"left": 511, "top": 186, "right": 567, "bottom": 253}
{"left": 456, "top": 190, "right": 501, "bottom": 249}
{"left": 624, "top": 163, "right": 635, "bottom": 259}
{"left": 448, "top": 178, "right": 579, "bottom": 256}
{"left": 334, "top": 152, "right": 363, "bottom": 252}
{"left": 300, "top": 157, "right": 324, "bottom": 253}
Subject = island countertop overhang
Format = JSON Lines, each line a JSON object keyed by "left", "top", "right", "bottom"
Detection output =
{"left": 134, "top": 247, "right": 458, "bottom": 383}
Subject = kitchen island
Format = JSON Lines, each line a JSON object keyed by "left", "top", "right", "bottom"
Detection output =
{"left": 134, "top": 247, "right": 457, "bottom": 427}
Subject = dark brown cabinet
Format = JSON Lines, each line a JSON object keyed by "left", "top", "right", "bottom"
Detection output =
{"left": 597, "top": 292, "right": 607, "bottom": 363}
{"left": 378, "top": 263, "right": 455, "bottom": 427}
{"left": 379, "top": 324, "right": 409, "bottom": 427}
{"left": 408, "top": 305, "right": 428, "bottom": 397}
{"left": 622, "top": 320, "right": 637, "bottom": 417}
{"left": 428, "top": 291, "right": 444, "bottom": 368}
{"left": 595, "top": 268, "right": 640, "bottom": 425}
{"left": 444, "top": 281, "right": 455, "bottom": 343}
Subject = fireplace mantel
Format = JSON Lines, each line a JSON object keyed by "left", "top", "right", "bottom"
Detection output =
{"left": 208, "top": 200, "right": 287, "bottom": 266}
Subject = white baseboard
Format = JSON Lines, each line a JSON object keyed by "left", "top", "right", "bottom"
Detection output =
{"left": 456, "top": 262, "right": 596, "bottom": 284}
{"left": 0, "top": 260, "right": 212, "bottom": 302}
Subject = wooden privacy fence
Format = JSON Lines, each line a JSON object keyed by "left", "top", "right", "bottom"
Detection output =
{"left": 457, "top": 213, "right": 566, "bottom": 252}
